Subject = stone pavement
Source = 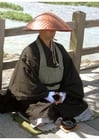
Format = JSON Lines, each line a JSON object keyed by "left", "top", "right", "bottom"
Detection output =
{"left": 0, "top": 66, "right": 99, "bottom": 138}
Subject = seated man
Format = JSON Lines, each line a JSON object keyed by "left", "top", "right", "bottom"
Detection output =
{"left": 0, "top": 12, "right": 93, "bottom": 129}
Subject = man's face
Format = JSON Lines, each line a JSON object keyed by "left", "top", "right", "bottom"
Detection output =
{"left": 39, "top": 30, "right": 56, "bottom": 40}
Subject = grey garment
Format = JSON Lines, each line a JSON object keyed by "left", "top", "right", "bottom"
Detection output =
{"left": 74, "top": 107, "right": 94, "bottom": 122}
{"left": 36, "top": 38, "right": 64, "bottom": 90}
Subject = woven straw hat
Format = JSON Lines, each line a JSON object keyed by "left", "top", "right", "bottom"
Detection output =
{"left": 26, "top": 12, "right": 72, "bottom": 32}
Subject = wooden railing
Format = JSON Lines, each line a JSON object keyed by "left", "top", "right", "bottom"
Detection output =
{"left": 0, "top": 11, "right": 99, "bottom": 89}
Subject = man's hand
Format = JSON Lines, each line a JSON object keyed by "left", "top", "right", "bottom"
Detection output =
{"left": 54, "top": 94, "right": 62, "bottom": 105}
{"left": 45, "top": 91, "right": 66, "bottom": 104}
{"left": 54, "top": 92, "right": 66, "bottom": 105}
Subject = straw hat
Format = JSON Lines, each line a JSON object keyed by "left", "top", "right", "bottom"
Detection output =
{"left": 26, "top": 12, "right": 72, "bottom": 32}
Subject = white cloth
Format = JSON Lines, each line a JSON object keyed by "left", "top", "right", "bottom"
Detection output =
{"left": 59, "top": 92, "right": 66, "bottom": 102}
{"left": 45, "top": 91, "right": 55, "bottom": 103}
{"left": 30, "top": 117, "right": 53, "bottom": 128}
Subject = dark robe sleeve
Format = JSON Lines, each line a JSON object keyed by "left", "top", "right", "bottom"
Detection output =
{"left": 8, "top": 43, "right": 48, "bottom": 101}
{"left": 58, "top": 44, "right": 84, "bottom": 100}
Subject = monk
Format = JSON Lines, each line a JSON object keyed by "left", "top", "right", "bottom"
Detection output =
{"left": 0, "top": 12, "right": 93, "bottom": 129}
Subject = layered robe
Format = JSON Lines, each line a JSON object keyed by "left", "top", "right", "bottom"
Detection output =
{"left": 0, "top": 36, "right": 88, "bottom": 120}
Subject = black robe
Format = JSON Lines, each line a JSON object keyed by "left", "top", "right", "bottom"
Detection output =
{"left": 0, "top": 37, "right": 88, "bottom": 119}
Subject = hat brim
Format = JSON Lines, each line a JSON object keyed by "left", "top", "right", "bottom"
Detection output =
{"left": 25, "top": 12, "right": 72, "bottom": 32}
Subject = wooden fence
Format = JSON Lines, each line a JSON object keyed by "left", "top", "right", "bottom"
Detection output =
{"left": 0, "top": 11, "right": 99, "bottom": 89}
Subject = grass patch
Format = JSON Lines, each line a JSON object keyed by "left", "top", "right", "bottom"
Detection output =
{"left": 43, "top": 2, "right": 99, "bottom": 7}
{"left": 0, "top": 2, "right": 23, "bottom": 11}
{"left": 0, "top": 11, "right": 32, "bottom": 22}
{"left": 0, "top": 2, "right": 32, "bottom": 22}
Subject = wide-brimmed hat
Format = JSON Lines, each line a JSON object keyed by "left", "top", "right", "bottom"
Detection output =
{"left": 26, "top": 12, "right": 72, "bottom": 32}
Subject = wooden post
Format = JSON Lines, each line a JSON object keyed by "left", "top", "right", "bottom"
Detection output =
{"left": 69, "top": 11, "right": 86, "bottom": 72}
{"left": 0, "top": 19, "right": 5, "bottom": 89}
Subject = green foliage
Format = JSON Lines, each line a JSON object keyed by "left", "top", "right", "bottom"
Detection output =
{"left": 0, "top": 2, "right": 32, "bottom": 22}
{"left": 83, "top": 2, "right": 99, "bottom": 7}
{"left": 0, "top": 11, "right": 32, "bottom": 22}
{"left": 3, "top": 52, "right": 8, "bottom": 58}
{"left": 44, "top": 2, "right": 99, "bottom": 7}
{"left": 0, "top": 2, "right": 23, "bottom": 11}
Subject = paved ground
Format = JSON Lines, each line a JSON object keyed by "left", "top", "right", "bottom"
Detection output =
{"left": 0, "top": 66, "right": 99, "bottom": 138}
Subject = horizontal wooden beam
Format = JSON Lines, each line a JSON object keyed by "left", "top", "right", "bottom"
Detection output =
{"left": 85, "top": 20, "right": 99, "bottom": 28}
{"left": 82, "top": 46, "right": 99, "bottom": 55}
{"left": 3, "top": 60, "right": 18, "bottom": 70}
{"left": 5, "top": 26, "right": 38, "bottom": 37}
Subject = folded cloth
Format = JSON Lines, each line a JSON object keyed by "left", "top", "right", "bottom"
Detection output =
{"left": 30, "top": 117, "right": 53, "bottom": 128}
